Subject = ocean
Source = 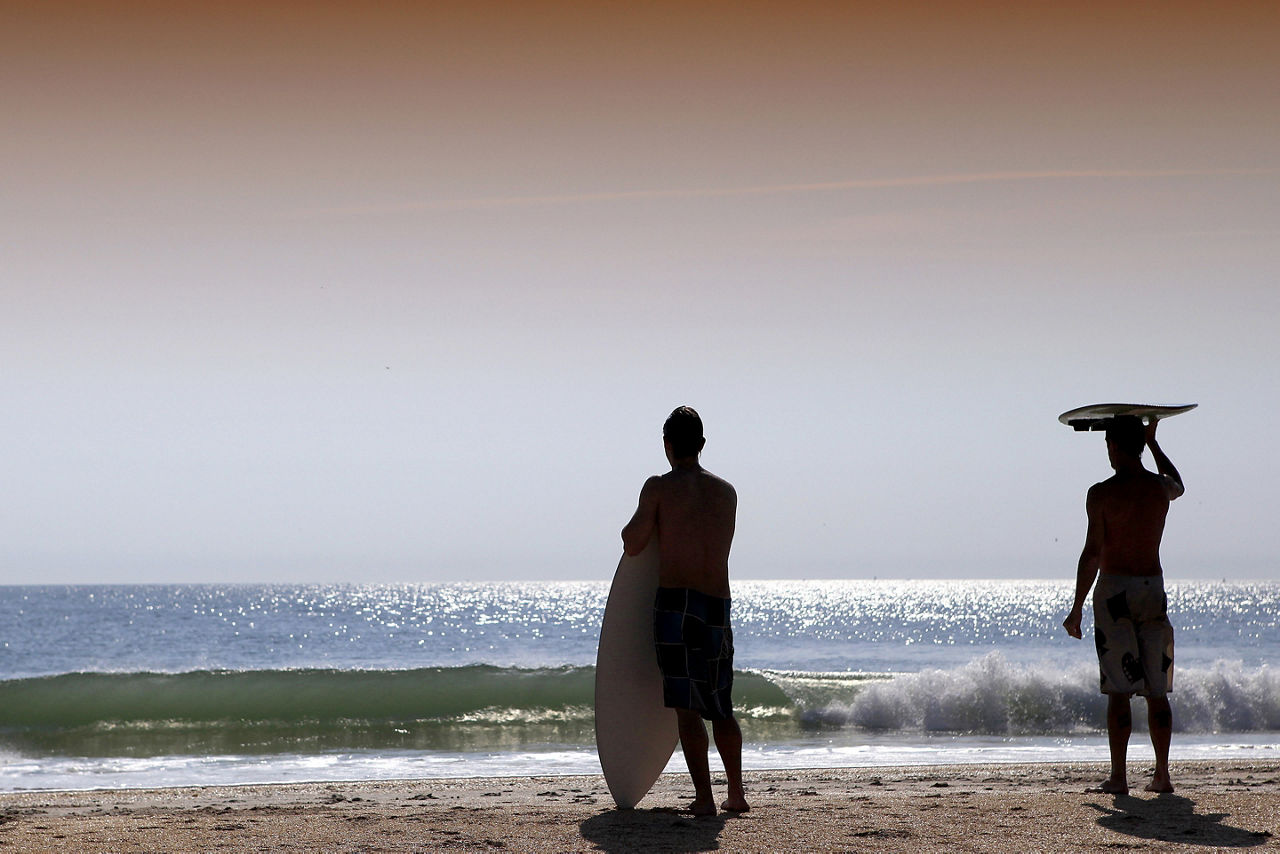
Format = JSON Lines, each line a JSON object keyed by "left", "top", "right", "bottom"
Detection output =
{"left": 2, "top": 579, "right": 1277, "bottom": 792}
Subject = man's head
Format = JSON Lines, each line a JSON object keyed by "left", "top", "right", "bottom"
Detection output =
{"left": 663, "top": 406, "right": 706, "bottom": 459}
{"left": 1105, "top": 415, "right": 1146, "bottom": 460}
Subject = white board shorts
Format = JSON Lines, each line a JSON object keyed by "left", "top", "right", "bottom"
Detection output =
{"left": 1093, "top": 574, "right": 1174, "bottom": 697}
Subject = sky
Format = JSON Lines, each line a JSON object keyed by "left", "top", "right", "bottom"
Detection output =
{"left": 3, "top": 1, "right": 1278, "bottom": 584}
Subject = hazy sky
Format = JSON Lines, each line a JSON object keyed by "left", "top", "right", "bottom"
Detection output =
{"left": 3, "top": 1, "right": 1278, "bottom": 583}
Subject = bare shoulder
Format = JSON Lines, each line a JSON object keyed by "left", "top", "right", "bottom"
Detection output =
{"left": 657, "top": 468, "right": 736, "bottom": 502}
{"left": 1136, "top": 469, "right": 1177, "bottom": 496}
{"left": 1086, "top": 479, "right": 1120, "bottom": 514}
{"left": 701, "top": 469, "right": 737, "bottom": 503}
{"left": 699, "top": 468, "right": 735, "bottom": 488}
{"left": 638, "top": 473, "right": 666, "bottom": 500}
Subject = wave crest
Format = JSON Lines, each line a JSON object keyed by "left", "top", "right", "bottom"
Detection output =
{"left": 1, "top": 656, "right": 1274, "bottom": 757}
{"left": 769, "top": 653, "right": 1280, "bottom": 735}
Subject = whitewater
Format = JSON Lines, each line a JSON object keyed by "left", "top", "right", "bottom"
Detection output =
{"left": 1, "top": 580, "right": 1277, "bottom": 791}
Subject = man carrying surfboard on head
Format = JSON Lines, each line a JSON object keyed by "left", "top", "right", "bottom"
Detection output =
{"left": 1062, "top": 414, "right": 1184, "bottom": 795}
{"left": 621, "top": 406, "right": 749, "bottom": 817}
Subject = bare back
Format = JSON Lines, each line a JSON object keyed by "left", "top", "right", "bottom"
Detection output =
{"left": 1090, "top": 470, "right": 1177, "bottom": 577}
{"left": 654, "top": 468, "right": 736, "bottom": 597}
{"left": 622, "top": 466, "right": 737, "bottom": 598}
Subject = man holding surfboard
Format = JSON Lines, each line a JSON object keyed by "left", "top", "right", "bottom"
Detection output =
{"left": 621, "top": 406, "right": 749, "bottom": 816}
{"left": 1062, "top": 413, "right": 1185, "bottom": 795}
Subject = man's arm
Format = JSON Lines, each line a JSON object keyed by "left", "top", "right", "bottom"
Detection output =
{"left": 1063, "top": 485, "right": 1103, "bottom": 639}
{"left": 1145, "top": 418, "right": 1184, "bottom": 499}
{"left": 621, "top": 476, "right": 660, "bottom": 556}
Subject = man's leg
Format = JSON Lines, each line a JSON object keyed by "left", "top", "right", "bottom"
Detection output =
{"left": 711, "top": 716, "right": 749, "bottom": 812}
{"left": 1103, "top": 693, "right": 1132, "bottom": 793}
{"left": 1145, "top": 697, "right": 1174, "bottom": 793}
{"left": 676, "top": 709, "right": 715, "bottom": 815}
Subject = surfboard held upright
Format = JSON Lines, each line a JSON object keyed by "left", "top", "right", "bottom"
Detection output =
{"left": 594, "top": 539, "right": 679, "bottom": 809}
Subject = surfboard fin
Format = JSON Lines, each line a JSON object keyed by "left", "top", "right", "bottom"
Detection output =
{"left": 1068, "top": 418, "right": 1110, "bottom": 431}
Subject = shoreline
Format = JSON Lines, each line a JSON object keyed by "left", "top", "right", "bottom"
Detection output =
{"left": 2, "top": 760, "right": 1276, "bottom": 852}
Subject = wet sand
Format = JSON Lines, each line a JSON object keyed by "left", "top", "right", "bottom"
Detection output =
{"left": 1, "top": 761, "right": 1276, "bottom": 852}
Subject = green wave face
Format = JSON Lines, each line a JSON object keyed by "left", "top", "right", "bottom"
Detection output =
{"left": 0, "top": 666, "right": 798, "bottom": 757}
{"left": 5, "top": 661, "right": 1274, "bottom": 758}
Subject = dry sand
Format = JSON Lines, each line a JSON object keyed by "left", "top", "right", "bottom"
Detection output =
{"left": 1, "top": 761, "right": 1277, "bottom": 852}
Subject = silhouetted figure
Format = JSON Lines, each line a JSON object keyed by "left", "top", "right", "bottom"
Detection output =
{"left": 622, "top": 406, "right": 748, "bottom": 817}
{"left": 1064, "top": 415, "right": 1184, "bottom": 794}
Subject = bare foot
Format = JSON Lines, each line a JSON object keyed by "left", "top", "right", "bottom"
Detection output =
{"left": 721, "top": 795, "right": 750, "bottom": 813}
{"left": 1144, "top": 776, "right": 1174, "bottom": 793}
{"left": 688, "top": 797, "right": 717, "bottom": 817}
{"left": 1099, "top": 778, "right": 1128, "bottom": 794}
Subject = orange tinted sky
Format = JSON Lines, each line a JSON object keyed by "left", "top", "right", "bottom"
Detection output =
{"left": 3, "top": 2, "right": 1278, "bottom": 581}
{"left": 7, "top": 1, "right": 1277, "bottom": 210}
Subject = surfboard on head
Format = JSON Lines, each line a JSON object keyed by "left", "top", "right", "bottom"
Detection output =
{"left": 594, "top": 539, "right": 678, "bottom": 809}
{"left": 1058, "top": 402, "right": 1197, "bottom": 432}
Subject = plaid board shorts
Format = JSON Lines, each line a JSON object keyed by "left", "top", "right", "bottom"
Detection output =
{"left": 1094, "top": 573, "right": 1175, "bottom": 697}
{"left": 653, "top": 586, "right": 735, "bottom": 721}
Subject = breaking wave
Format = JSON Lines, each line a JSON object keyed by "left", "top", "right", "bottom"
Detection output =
{"left": 2, "top": 655, "right": 1275, "bottom": 758}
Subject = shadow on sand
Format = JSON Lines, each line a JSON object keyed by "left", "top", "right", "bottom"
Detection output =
{"left": 579, "top": 807, "right": 730, "bottom": 853}
{"left": 1089, "top": 793, "right": 1272, "bottom": 848}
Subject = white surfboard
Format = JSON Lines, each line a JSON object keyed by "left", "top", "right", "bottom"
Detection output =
{"left": 1058, "top": 402, "right": 1197, "bottom": 432}
{"left": 594, "top": 539, "right": 678, "bottom": 809}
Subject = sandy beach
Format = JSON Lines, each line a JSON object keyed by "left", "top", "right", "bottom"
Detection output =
{"left": 1, "top": 761, "right": 1276, "bottom": 852}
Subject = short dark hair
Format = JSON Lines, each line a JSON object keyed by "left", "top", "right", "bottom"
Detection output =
{"left": 1105, "top": 415, "right": 1145, "bottom": 458}
{"left": 663, "top": 406, "right": 705, "bottom": 458}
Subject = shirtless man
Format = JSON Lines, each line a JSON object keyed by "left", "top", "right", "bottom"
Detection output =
{"left": 621, "top": 406, "right": 748, "bottom": 817}
{"left": 1063, "top": 415, "right": 1184, "bottom": 794}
